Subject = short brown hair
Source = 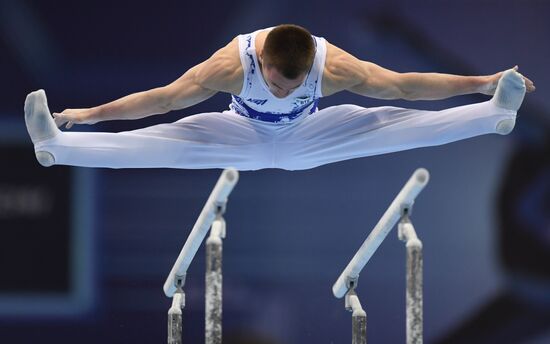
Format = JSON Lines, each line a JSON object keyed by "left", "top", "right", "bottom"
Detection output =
{"left": 262, "top": 24, "right": 315, "bottom": 80}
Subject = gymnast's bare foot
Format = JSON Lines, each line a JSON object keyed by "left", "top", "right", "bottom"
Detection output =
{"left": 24, "top": 89, "right": 59, "bottom": 166}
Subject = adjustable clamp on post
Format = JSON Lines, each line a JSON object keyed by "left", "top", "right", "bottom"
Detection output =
{"left": 398, "top": 203, "right": 413, "bottom": 242}
{"left": 345, "top": 276, "right": 359, "bottom": 312}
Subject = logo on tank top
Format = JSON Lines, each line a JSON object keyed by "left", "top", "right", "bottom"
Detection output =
{"left": 246, "top": 98, "right": 268, "bottom": 106}
{"left": 293, "top": 96, "right": 313, "bottom": 108}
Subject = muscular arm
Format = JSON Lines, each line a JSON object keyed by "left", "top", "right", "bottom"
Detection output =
{"left": 54, "top": 38, "right": 242, "bottom": 128}
{"left": 322, "top": 42, "right": 534, "bottom": 101}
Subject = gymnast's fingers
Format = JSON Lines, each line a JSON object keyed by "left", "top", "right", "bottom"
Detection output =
{"left": 524, "top": 77, "right": 536, "bottom": 92}
{"left": 52, "top": 112, "right": 69, "bottom": 128}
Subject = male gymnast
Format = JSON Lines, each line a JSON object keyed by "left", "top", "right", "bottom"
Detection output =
{"left": 24, "top": 24, "right": 535, "bottom": 170}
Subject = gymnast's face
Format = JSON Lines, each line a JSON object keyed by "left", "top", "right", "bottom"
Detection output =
{"left": 259, "top": 55, "right": 306, "bottom": 99}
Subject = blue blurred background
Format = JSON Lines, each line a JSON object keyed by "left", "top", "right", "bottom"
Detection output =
{"left": 1, "top": 0, "right": 549, "bottom": 343}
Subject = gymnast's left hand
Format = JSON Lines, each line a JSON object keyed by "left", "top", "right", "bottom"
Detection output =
{"left": 53, "top": 108, "right": 99, "bottom": 129}
{"left": 482, "top": 66, "right": 536, "bottom": 95}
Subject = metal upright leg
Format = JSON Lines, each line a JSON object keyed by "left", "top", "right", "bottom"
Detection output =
{"left": 168, "top": 282, "right": 185, "bottom": 344}
{"left": 398, "top": 216, "right": 423, "bottom": 344}
{"left": 205, "top": 215, "right": 225, "bottom": 344}
{"left": 345, "top": 283, "right": 367, "bottom": 344}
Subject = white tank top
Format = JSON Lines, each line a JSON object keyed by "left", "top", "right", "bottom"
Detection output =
{"left": 229, "top": 28, "right": 327, "bottom": 123}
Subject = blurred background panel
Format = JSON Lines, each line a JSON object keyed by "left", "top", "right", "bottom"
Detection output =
{"left": 0, "top": 0, "right": 549, "bottom": 343}
{"left": 0, "top": 122, "right": 95, "bottom": 317}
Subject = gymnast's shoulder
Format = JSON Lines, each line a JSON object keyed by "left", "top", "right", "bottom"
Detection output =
{"left": 195, "top": 37, "right": 243, "bottom": 94}
{"left": 322, "top": 41, "right": 365, "bottom": 96}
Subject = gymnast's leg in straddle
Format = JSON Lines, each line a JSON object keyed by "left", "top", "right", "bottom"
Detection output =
{"left": 273, "top": 70, "right": 525, "bottom": 170}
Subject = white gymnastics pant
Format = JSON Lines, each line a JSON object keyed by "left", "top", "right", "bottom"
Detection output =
{"left": 34, "top": 101, "right": 516, "bottom": 171}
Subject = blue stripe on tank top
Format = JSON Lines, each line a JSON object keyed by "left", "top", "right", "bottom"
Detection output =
{"left": 231, "top": 96, "right": 319, "bottom": 123}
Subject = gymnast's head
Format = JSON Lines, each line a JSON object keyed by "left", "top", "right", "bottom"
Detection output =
{"left": 259, "top": 24, "right": 316, "bottom": 98}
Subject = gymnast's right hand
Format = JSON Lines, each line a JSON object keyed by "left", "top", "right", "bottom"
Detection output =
{"left": 53, "top": 108, "right": 98, "bottom": 129}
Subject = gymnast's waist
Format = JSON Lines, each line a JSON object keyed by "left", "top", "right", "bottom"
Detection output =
{"left": 229, "top": 96, "right": 318, "bottom": 123}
